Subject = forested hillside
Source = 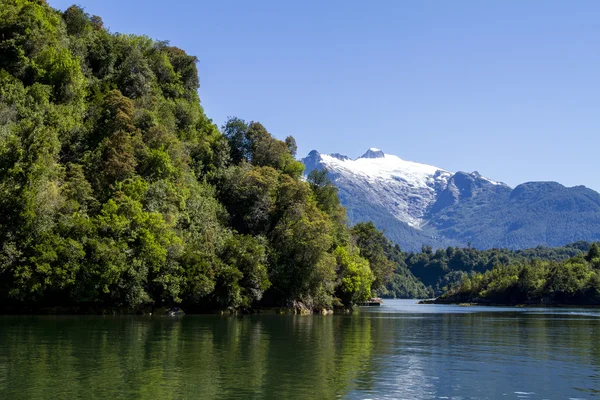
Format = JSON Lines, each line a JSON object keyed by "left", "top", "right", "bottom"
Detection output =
{"left": 403, "top": 241, "right": 589, "bottom": 294}
{"left": 437, "top": 244, "right": 600, "bottom": 305}
{"left": 0, "top": 0, "right": 422, "bottom": 312}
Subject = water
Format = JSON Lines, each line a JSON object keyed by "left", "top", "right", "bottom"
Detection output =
{"left": 1, "top": 300, "right": 599, "bottom": 399}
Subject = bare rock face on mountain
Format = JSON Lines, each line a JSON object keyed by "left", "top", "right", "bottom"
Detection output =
{"left": 302, "top": 149, "right": 600, "bottom": 251}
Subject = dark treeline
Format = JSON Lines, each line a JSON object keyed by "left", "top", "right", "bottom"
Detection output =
{"left": 351, "top": 222, "right": 432, "bottom": 299}
{"left": 0, "top": 0, "right": 429, "bottom": 312}
{"left": 403, "top": 242, "right": 589, "bottom": 294}
{"left": 437, "top": 244, "right": 600, "bottom": 305}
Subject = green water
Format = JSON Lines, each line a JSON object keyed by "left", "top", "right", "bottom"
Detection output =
{"left": 1, "top": 300, "right": 599, "bottom": 399}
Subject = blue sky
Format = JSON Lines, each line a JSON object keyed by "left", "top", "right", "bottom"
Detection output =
{"left": 50, "top": 0, "right": 600, "bottom": 190}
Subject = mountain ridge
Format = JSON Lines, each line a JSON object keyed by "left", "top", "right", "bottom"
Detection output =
{"left": 302, "top": 148, "right": 600, "bottom": 251}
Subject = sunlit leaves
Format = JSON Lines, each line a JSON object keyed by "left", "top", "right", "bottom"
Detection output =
{"left": 0, "top": 0, "right": 393, "bottom": 313}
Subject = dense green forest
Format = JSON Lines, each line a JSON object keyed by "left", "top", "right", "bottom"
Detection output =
{"left": 344, "top": 223, "right": 589, "bottom": 299}
{"left": 351, "top": 222, "right": 432, "bottom": 299}
{"left": 403, "top": 241, "right": 589, "bottom": 294}
{"left": 437, "top": 244, "right": 600, "bottom": 305}
{"left": 0, "top": 0, "right": 414, "bottom": 312}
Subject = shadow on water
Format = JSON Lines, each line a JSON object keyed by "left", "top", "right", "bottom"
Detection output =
{"left": 0, "top": 300, "right": 599, "bottom": 399}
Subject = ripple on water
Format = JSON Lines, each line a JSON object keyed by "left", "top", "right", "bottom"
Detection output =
{"left": 1, "top": 302, "right": 600, "bottom": 399}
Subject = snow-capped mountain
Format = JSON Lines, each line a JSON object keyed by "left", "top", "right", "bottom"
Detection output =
{"left": 303, "top": 148, "right": 504, "bottom": 229}
{"left": 302, "top": 149, "right": 600, "bottom": 251}
{"left": 314, "top": 148, "right": 453, "bottom": 228}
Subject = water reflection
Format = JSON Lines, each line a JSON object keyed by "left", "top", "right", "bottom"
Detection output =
{"left": 0, "top": 301, "right": 599, "bottom": 399}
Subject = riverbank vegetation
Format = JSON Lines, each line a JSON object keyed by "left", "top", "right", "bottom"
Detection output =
{"left": 351, "top": 222, "right": 432, "bottom": 299}
{"left": 0, "top": 0, "right": 426, "bottom": 313}
{"left": 437, "top": 244, "right": 600, "bottom": 305}
{"left": 403, "top": 242, "right": 589, "bottom": 294}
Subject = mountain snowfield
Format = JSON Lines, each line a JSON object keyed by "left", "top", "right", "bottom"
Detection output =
{"left": 302, "top": 148, "right": 600, "bottom": 251}
{"left": 305, "top": 148, "right": 502, "bottom": 229}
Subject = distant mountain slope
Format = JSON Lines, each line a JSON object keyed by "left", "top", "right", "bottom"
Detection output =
{"left": 431, "top": 180, "right": 600, "bottom": 249}
{"left": 302, "top": 149, "right": 600, "bottom": 251}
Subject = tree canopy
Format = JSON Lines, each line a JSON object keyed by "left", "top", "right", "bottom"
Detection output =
{"left": 0, "top": 1, "right": 417, "bottom": 312}
{"left": 439, "top": 245, "right": 600, "bottom": 305}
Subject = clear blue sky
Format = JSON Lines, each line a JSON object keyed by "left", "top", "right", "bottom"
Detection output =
{"left": 50, "top": 0, "right": 600, "bottom": 190}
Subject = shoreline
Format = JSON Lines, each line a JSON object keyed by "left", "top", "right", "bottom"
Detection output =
{"left": 417, "top": 299, "right": 600, "bottom": 308}
{"left": 0, "top": 305, "right": 352, "bottom": 316}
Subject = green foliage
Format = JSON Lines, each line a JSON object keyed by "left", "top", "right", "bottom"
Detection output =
{"left": 222, "top": 117, "right": 304, "bottom": 179}
{"left": 404, "top": 242, "right": 587, "bottom": 295}
{"left": 307, "top": 169, "right": 339, "bottom": 215}
{"left": 351, "top": 222, "right": 395, "bottom": 292}
{"left": 440, "top": 253, "right": 600, "bottom": 305}
{"left": 307, "top": 168, "right": 349, "bottom": 247}
{"left": 585, "top": 242, "right": 600, "bottom": 266}
{"left": 0, "top": 0, "right": 392, "bottom": 312}
{"left": 334, "top": 246, "right": 373, "bottom": 305}
{"left": 219, "top": 234, "right": 270, "bottom": 309}
{"left": 268, "top": 176, "right": 337, "bottom": 308}
{"left": 352, "top": 222, "right": 432, "bottom": 299}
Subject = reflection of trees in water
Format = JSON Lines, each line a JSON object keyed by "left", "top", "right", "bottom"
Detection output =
{"left": 349, "top": 315, "right": 437, "bottom": 399}
{"left": 1, "top": 313, "right": 599, "bottom": 399}
{"left": 0, "top": 315, "right": 381, "bottom": 399}
{"left": 259, "top": 315, "right": 377, "bottom": 398}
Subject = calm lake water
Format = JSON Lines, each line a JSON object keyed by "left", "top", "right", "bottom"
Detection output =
{"left": 1, "top": 300, "right": 599, "bottom": 399}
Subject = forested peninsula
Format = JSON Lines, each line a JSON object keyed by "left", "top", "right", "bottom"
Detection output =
{"left": 2, "top": 1, "right": 599, "bottom": 314}
{"left": 0, "top": 0, "right": 434, "bottom": 313}
{"left": 432, "top": 244, "right": 600, "bottom": 306}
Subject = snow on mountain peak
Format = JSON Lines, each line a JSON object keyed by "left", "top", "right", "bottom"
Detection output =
{"left": 303, "top": 148, "right": 505, "bottom": 229}
{"left": 320, "top": 151, "right": 449, "bottom": 188}
{"left": 313, "top": 150, "right": 451, "bottom": 228}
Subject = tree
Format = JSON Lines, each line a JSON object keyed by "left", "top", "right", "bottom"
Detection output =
{"left": 222, "top": 117, "right": 251, "bottom": 163}
{"left": 351, "top": 222, "right": 396, "bottom": 293}
{"left": 307, "top": 168, "right": 340, "bottom": 215}
{"left": 285, "top": 136, "right": 297, "bottom": 157}
{"left": 63, "top": 5, "right": 89, "bottom": 37}
{"left": 334, "top": 246, "right": 374, "bottom": 306}
{"left": 585, "top": 243, "right": 600, "bottom": 263}
{"left": 219, "top": 234, "right": 270, "bottom": 308}
{"left": 269, "top": 182, "right": 335, "bottom": 308}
